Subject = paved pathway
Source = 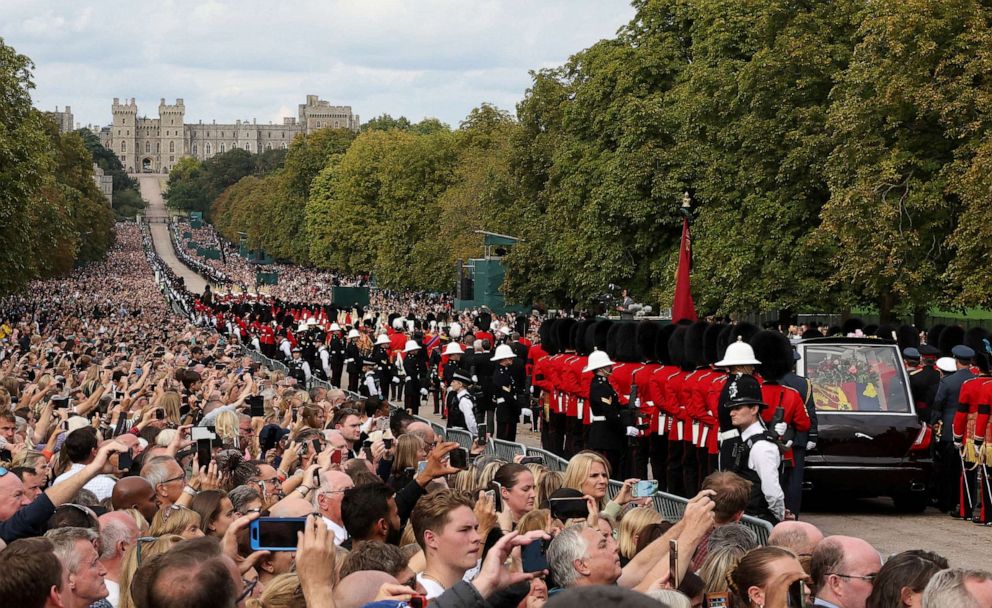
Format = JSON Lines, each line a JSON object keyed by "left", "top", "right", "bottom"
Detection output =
{"left": 136, "top": 174, "right": 208, "bottom": 294}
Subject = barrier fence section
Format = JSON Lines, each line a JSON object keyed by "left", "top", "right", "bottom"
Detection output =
{"left": 524, "top": 447, "right": 569, "bottom": 472}
{"left": 446, "top": 427, "right": 474, "bottom": 451}
{"left": 486, "top": 438, "right": 526, "bottom": 462}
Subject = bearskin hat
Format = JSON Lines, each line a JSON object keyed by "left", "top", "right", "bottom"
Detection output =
{"left": 927, "top": 324, "right": 946, "bottom": 353}
{"left": 575, "top": 320, "right": 596, "bottom": 356}
{"left": 873, "top": 324, "right": 896, "bottom": 342}
{"left": 685, "top": 321, "right": 710, "bottom": 369}
{"left": 516, "top": 315, "right": 528, "bottom": 337}
{"left": 593, "top": 319, "right": 613, "bottom": 352}
{"left": 606, "top": 322, "right": 622, "bottom": 360}
{"left": 656, "top": 324, "right": 677, "bottom": 365}
{"left": 896, "top": 325, "right": 920, "bottom": 351}
{"left": 750, "top": 330, "right": 794, "bottom": 382}
{"left": 704, "top": 323, "right": 725, "bottom": 365}
{"left": 841, "top": 318, "right": 864, "bottom": 336}
{"left": 938, "top": 325, "right": 965, "bottom": 357}
{"left": 966, "top": 327, "right": 991, "bottom": 373}
{"left": 540, "top": 320, "right": 558, "bottom": 356}
{"left": 637, "top": 321, "right": 661, "bottom": 363}
{"left": 615, "top": 322, "right": 641, "bottom": 363}
{"left": 669, "top": 325, "right": 690, "bottom": 371}
{"left": 557, "top": 318, "right": 577, "bottom": 352}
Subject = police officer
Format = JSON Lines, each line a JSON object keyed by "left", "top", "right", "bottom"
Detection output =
{"left": 403, "top": 339, "right": 427, "bottom": 415}
{"left": 585, "top": 349, "right": 636, "bottom": 477}
{"left": 288, "top": 347, "right": 312, "bottom": 387}
{"left": 714, "top": 340, "right": 763, "bottom": 470}
{"left": 721, "top": 374, "right": 784, "bottom": 525}
{"left": 447, "top": 372, "right": 479, "bottom": 437}
{"left": 491, "top": 344, "right": 519, "bottom": 441}
{"left": 372, "top": 333, "right": 393, "bottom": 391}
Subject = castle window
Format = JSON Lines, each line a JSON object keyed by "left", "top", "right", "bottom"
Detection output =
{"left": 121, "top": 141, "right": 126, "bottom": 152}
{"left": 156, "top": 143, "right": 160, "bottom": 153}
{"left": 245, "top": 142, "right": 251, "bottom": 151}
{"left": 205, "top": 142, "right": 212, "bottom": 156}
{"left": 145, "top": 141, "right": 150, "bottom": 153}
{"left": 192, "top": 144, "right": 197, "bottom": 155}
{"left": 169, "top": 141, "right": 175, "bottom": 153}
{"left": 316, "top": 121, "right": 321, "bottom": 128}
{"left": 282, "top": 143, "right": 287, "bottom": 149}
{"left": 266, "top": 143, "right": 272, "bottom": 151}
{"left": 220, "top": 143, "right": 225, "bottom": 153}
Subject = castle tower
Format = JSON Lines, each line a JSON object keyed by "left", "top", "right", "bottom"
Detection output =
{"left": 158, "top": 98, "right": 185, "bottom": 173}
{"left": 111, "top": 97, "right": 138, "bottom": 173}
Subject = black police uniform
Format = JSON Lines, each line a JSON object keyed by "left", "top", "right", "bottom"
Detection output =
{"left": 587, "top": 374, "right": 626, "bottom": 477}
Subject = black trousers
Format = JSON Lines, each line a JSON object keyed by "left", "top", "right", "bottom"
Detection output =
{"left": 785, "top": 447, "right": 806, "bottom": 516}
{"left": 666, "top": 440, "right": 685, "bottom": 497}
{"left": 331, "top": 362, "right": 344, "bottom": 388}
{"left": 682, "top": 443, "right": 700, "bottom": 497}
{"left": 496, "top": 405, "right": 517, "bottom": 441}
{"left": 937, "top": 440, "right": 963, "bottom": 512}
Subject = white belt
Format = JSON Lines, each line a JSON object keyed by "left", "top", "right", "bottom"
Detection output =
{"left": 577, "top": 399, "right": 584, "bottom": 419}
{"left": 590, "top": 415, "right": 606, "bottom": 422}
{"left": 691, "top": 421, "right": 701, "bottom": 443}
{"left": 718, "top": 429, "right": 740, "bottom": 443}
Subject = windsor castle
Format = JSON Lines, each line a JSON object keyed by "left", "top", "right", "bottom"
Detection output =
{"left": 99, "top": 95, "right": 359, "bottom": 174}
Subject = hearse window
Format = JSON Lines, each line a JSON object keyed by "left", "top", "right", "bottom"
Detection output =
{"left": 804, "top": 345, "right": 911, "bottom": 413}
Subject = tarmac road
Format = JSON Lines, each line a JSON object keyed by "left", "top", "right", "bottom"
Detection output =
{"left": 136, "top": 174, "right": 208, "bottom": 294}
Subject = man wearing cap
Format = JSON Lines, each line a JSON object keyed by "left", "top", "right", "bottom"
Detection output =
{"left": 907, "top": 345, "right": 941, "bottom": 424}
{"left": 447, "top": 372, "right": 478, "bottom": 437}
{"left": 288, "top": 347, "right": 312, "bottom": 387}
{"left": 328, "top": 323, "right": 346, "bottom": 387}
{"left": 722, "top": 374, "right": 784, "bottom": 524}
{"left": 492, "top": 344, "right": 519, "bottom": 441}
{"left": 345, "top": 329, "right": 362, "bottom": 392}
{"left": 932, "top": 344, "right": 976, "bottom": 514}
{"left": 586, "top": 350, "right": 635, "bottom": 477}
{"left": 441, "top": 342, "right": 465, "bottom": 420}
{"left": 372, "top": 334, "right": 393, "bottom": 393}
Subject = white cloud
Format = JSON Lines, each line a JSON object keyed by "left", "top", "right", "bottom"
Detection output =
{"left": 2, "top": 0, "right": 634, "bottom": 127}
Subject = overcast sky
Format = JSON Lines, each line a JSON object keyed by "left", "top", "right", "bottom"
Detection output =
{"left": 2, "top": 0, "right": 634, "bottom": 129}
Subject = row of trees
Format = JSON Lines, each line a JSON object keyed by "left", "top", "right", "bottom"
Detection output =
{"left": 1, "top": 38, "right": 116, "bottom": 294}
{"left": 170, "top": 0, "right": 992, "bottom": 320}
{"left": 76, "top": 129, "right": 145, "bottom": 219}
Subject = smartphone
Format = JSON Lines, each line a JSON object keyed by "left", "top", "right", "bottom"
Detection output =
{"left": 548, "top": 497, "right": 587, "bottom": 520}
{"left": 417, "top": 460, "right": 428, "bottom": 475}
{"left": 196, "top": 439, "right": 212, "bottom": 470}
{"left": 408, "top": 595, "right": 427, "bottom": 608}
{"left": 634, "top": 480, "right": 659, "bottom": 498}
{"left": 669, "top": 539, "right": 680, "bottom": 589}
{"left": 247, "top": 395, "right": 264, "bottom": 418}
{"left": 191, "top": 426, "right": 217, "bottom": 442}
{"left": 155, "top": 408, "right": 165, "bottom": 420}
{"left": 476, "top": 423, "right": 487, "bottom": 445}
{"left": 215, "top": 363, "right": 226, "bottom": 370}
{"left": 118, "top": 449, "right": 134, "bottom": 470}
{"left": 704, "top": 592, "right": 730, "bottom": 608}
{"left": 362, "top": 440, "right": 373, "bottom": 460}
{"left": 331, "top": 449, "right": 343, "bottom": 465}
{"left": 312, "top": 439, "right": 322, "bottom": 455}
{"left": 449, "top": 447, "right": 468, "bottom": 469}
{"left": 489, "top": 481, "right": 503, "bottom": 512}
{"left": 376, "top": 417, "right": 388, "bottom": 432}
{"left": 383, "top": 437, "right": 393, "bottom": 449}
{"left": 61, "top": 420, "right": 69, "bottom": 431}
{"left": 519, "top": 456, "right": 542, "bottom": 465}
{"left": 291, "top": 409, "right": 298, "bottom": 423}
{"left": 249, "top": 517, "right": 307, "bottom": 551}
{"left": 521, "top": 538, "right": 550, "bottom": 573}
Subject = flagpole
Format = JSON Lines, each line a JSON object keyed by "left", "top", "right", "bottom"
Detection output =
{"left": 672, "top": 191, "right": 697, "bottom": 322}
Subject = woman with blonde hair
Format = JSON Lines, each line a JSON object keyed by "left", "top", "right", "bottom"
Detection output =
{"left": 728, "top": 546, "right": 806, "bottom": 608}
{"left": 148, "top": 504, "right": 204, "bottom": 539}
{"left": 11, "top": 449, "right": 50, "bottom": 479}
{"left": 214, "top": 409, "right": 241, "bottom": 447}
{"left": 561, "top": 450, "right": 636, "bottom": 517}
{"left": 617, "top": 506, "right": 664, "bottom": 563}
{"left": 156, "top": 391, "right": 182, "bottom": 424}
{"left": 699, "top": 544, "right": 748, "bottom": 596}
{"left": 517, "top": 508, "right": 552, "bottom": 535}
{"left": 476, "top": 459, "right": 505, "bottom": 491}
{"left": 246, "top": 573, "right": 302, "bottom": 608}
{"left": 118, "top": 535, "right": 184, "bottom": 608}
{"left": 387, "top": 434, "right": 426, "bottom": 492}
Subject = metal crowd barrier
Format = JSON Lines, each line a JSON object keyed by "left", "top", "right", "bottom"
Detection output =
{"left": 524, "top": 447, "right": 569, "bottom": 472}
{"left": 410, "top": 415, "right": 448, "bottom": 442}
{"left": 446, "top": 427, "right": 474, "bottom": 451}
{"left": 652, "top": 491, "right": 688, "bottom": 521}
{"left": 607, "top": 480, "right": 624, "bottom": 501}
{"left": 485, "top": 438, "right": 526, "bottom": 462}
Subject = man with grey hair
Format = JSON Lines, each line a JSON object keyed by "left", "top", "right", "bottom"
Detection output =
{"left": 406, "top": 421, "right": 437, "bottom": 448}
{"left": 706, "top": 522, "right": 758, "bottom": 554}
{"left": 315, "top": 469, "right": 355, "bottom": 546}
{"left": 547, "top": 524, "right": 622, "bottom": 589}
{"left": 810, "top": 535, "right": 881, "bottom": 608}
{"left": 140, "top": 455, "right": 186, "bottom": 509}
{"left": 99, "top": 512, "right": 140, "bottom": 607}
{"left": 923, "top": 569, "right": 992, "bottom": 608}
{"left": 45, "top": 526, "right": 111, "bottom": 608}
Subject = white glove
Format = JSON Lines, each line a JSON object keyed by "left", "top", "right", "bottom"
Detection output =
{"left": 806, "top": 441, "right": 816, "bottom": 451}
{"left": 420, "top": 388, "right": 428, "bottom": 396}
{"left": 472, "top": 375, "right": 478, "bottom": 383}
{"left": 392, "top": 377, "right": 400, "bottom": 384}
{"left": 774, "top": 422, "right": 788, "bottom": 436}
{"left": 405, "top": 377, "right": 412, "bottom": 383}
{"left": 626, "top": 426, "right": 640, "bottom": 437}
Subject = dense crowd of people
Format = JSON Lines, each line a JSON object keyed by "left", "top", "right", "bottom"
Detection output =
{"left": 0, "top": 220, "right": 990, "bottom": 608}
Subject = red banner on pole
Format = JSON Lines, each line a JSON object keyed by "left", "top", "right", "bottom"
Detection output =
{"left": 672, "top": 217, "right": 697, "bottom": 322}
